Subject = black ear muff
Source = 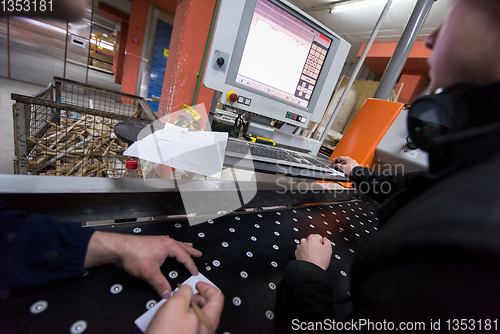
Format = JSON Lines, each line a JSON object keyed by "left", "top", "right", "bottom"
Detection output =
{"left": 407, "top": 93, "right": 454, "bottom": 152}
{"left": 407, "top": 81, "right": 500, "bottom": 152}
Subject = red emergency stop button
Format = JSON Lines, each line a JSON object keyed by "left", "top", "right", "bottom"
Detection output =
{"left": 226, "top": 91, "right": 238, "bottom": 103}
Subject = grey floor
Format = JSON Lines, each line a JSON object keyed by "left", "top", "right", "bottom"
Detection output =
{"left": 0, "top": 70, "right": 121, "bottom": 174}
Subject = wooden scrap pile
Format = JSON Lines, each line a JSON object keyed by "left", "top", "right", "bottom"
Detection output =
{"left": 27, "top": 115, "right": 133, "bottom": 177}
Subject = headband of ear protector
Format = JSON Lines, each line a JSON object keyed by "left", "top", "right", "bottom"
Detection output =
{"left": 407, "top": 81, "right": 500, "bottom": 152}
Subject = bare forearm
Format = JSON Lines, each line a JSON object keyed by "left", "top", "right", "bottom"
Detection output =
{"left": 84, "top": 231, "right": 122, "bottom": 268}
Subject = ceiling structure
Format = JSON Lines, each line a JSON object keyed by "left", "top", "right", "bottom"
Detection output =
{"left": 287, "top": 0, "right": 451, "bottom": 63}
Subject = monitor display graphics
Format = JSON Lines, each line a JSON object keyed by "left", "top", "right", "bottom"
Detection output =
{"left": 236, "top": 0, "right": 332, "bottom": 108}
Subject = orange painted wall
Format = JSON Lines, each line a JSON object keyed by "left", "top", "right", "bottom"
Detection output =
{"left": 357, "top": 41, "right": 432, "bottom": 104}
{"left": 157, "top": 0, "right": 217, "bottom": 125}
{"left": 121, "top": 0, "right": 177, "bottom": 96}
{"left": 398, "top": 73, "right": 428, "bottom": 104}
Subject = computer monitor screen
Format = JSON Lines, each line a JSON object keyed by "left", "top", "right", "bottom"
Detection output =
{"left": 204, "top": 0, "right": 350, "bottom": 128}
{"left": 237, "top": 0, "right": 332, "bottom": 109}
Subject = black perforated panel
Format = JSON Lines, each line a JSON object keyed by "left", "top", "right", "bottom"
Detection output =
{"left": 1, "top": 200, "right": 379, "bottom": 334}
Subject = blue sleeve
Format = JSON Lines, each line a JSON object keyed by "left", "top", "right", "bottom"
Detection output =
{"left": 0, "top": 201, "right": 95, "bottom": 291}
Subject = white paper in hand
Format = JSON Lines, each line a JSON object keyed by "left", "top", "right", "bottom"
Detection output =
{"left": 134, "top": 273, "right": 219, "bottom": 333}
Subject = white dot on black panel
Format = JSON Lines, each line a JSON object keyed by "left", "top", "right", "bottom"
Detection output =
{"left": 329, "top": 205, "right": 333, "bottom": 208}
{"left": 336, "top": 219, "right": 340, "bottom": 223}
{"left": 368, "top": 219, "right": 372, "bottom": 223}
{"left": 319, "top": 207, "right": 323, "bottom": 210}
{"left": 276, "top": 212, "right": 282, "bottom": 216}
{"left": 198, "top": 232, "right": 205, "bottom": 238}
{"left": 269, "top": 282, "right": 276, "bottom": 290}
{"left": 274, "top": 231, "right": 280, "bottom": 236}
{"left": 344, "top": 237, "right": 349, "bottom": 241}
{"left": 339, "top": 227, "right": 344, "bottom": 232}
{"left": 175, "top": 223, "right": 182, "bottom": 228}
{"left": 310, "top": 224, "right": 315, "bottom": 229}
{"left": 324, "top": 222, "right": 328, "bottom": 225}
{"left": 232, "top": 297, "right": 241, "bottom": 306}
{"left": 355, "top": 233, "right": 360, "bottom": 237}
{"left": 327, "top": 231, "right": 332, "bottom": 235}
{"left": 306, "top": 208, "right": 311, "bottom": 212}
{"left": 133, "top": 227, "right": 142, "bottom": 234}
{"left": 308, "top": 216, "right": 313, "bottom": 219}
{"left": 349, "top": 248, "right": 355, "bottom": 253}
{"left": 254, "top": 224, "right": 260, "bottom": 228}
{"left": 208, "top": 220, "right": 214, "bottom": 224}
{"left": 213, "top": 260, "right": 220, "bottom": 267}
{"left": 360, "top": 222, "right": 365, "bottom": 225}
{"left": 246, "top": 251, "right": 253, "bottom": 258}
{"left": 350, "top": 224, "right": 355, "bottom": 228}
{"left": 266, "top": 310, "right": 275, "bottom": 320}
{"left": 321, "top": 214, "right": 325, "bottom": 217}
{"left": 251, "top": 236, "right": 257, "bottom": 241}
{"left": 355, "top": 202, "right": 359, "bottom": 205}
{"left": 70, "top": 320, "right": 87, "bottom": 334}
{"left": 294, "top": 239, "right": 300, "bottom": 244}
{"left": 293, "top": 218, "right": 298, "bottom": 222}
{"left": 168, "top": 271, "right": 178, "bottom": 279}
{"left": 351, "top": 208, "right": 355, "bottom": 212}
{"left": 273, "top": 245, "right": 279, "bottom": 250}
{"left": 82, "top": 271, "right": 89, "bottom": 277}
{"left": 275, "top": 220, "right": 281, "bottom": 225}
{"left": 206, "top": 266, "right": 212, "bottom": 271}
{"left": 347, "top": 291, "right": 351, "bottom": 296}
{"left": 222, "top": 242, "right": 229, "bottom": 248}
{"left": 346, "top": 217, "right": 351, "bottom": 220}
{"left": 331, "top": 242, "right": 336, "bottom": 246}
{"left": 365, "top": 230, "right": 370, "bottom": 234}
{"left": 339, "top": 204, "right": 343, "bottom": 208}
{"left": 347, "top": 203, "right": 351, "bottom": 206}
{"left": 370, "top": 211, "right": 374, "bottom": 215}
{"left": 30, "top": 301, "right": 48, "bottom": 314}
{"left": 340, "top": 271, "right": 347, "bottom": 277}
{"left": 110, "top": 284, "right": 123, "bottom": 294}
{"left": 293, "top": 210, "right": 297, "bottom": 213}
{"left": 271, "top": 261, "right": 278, "bottom": 267}
{"left": 363, "top": 213, "right": 367, "bottom": 216}
{"left": 240, "top": 271, "right": 248, "bottom": 278}
{"left": 293, "top": 227, "right": 299, "bottom": 232}
{"left": 229, "top": 228, "right": 235, "bottom": 233}
{"left": 235, "top": 216, "right": 240, "bottom": 221}
{"left": 342, "top": 210, "right": 346, "bottom": 213}
{"left": 146, "top": 300, "right": 157, "bottom": 310}
{"left": 335, "top": 255, "right": 341, "bottom": 260}
{"left": 257, "top": 214, "right": 262, "bottom": 218}
{"left": 375, "top": 217, "right": 379, "bottom": 221}
{"left": 332, "top": 212, "right": 336, "bottom": 215}
{"left": 374, "top": 227, "right": 378, "bottom": 231}
{"left": 355, "top": 215, "right": 359, "bottom": 218}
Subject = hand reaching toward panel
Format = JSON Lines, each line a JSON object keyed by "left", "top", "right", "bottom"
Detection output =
{"left": 332, "top": 156, "right": 360, "bottom": 176}
{"left": 84, "top": 232, "right": 202, "bottom": 297}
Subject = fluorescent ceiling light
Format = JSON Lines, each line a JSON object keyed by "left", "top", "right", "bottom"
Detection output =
{"left": 330, "top": 0, "right": 388, "bottom": 13}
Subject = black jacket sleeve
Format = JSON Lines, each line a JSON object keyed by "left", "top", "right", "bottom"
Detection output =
{"left": 349, "top": 167, "right": 420, "bottom": 203}
{"left": 0, "top": 201, "right": 95, "bottom": 292}
{"left": 275, "top": 260, "right": 336, "bottom": 333}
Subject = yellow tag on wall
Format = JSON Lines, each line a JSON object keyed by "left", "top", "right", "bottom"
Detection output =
{"left": 164, "top": 49, "right": 169, "bottom": 57}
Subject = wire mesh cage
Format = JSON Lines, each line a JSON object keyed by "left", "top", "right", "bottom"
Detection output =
{"left": 12, "top": 77, "right": 157, "bottom": 177}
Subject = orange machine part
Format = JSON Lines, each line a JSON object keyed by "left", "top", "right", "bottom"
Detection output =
{"left": 329, "top": 98, "right": 405, "bottom": 168}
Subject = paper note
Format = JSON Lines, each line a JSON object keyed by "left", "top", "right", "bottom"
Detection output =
{"left": 134, "top": 273, "right": 220, "bottom": 333}
{"left": 123, "top": 123, "right": 228, "bottom": 178}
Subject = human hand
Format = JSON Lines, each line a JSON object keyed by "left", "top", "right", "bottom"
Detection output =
{"left": 295, "top": 234, "right": 332, "bottom": 271}
{"left": 84, "top": 232, "right": 202, "bottom": 297}
{"left": 146, "top": 282, "right": 224, "bottom": 334}
{"left": 332, "top": 156, "right": 360, "bottom": 176}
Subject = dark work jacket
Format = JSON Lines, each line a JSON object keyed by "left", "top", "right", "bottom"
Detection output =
{"left": 277, "top": 96, "right": 500, "bottom": 332}
{"left": 0, "top": 201, "right": 95, "bottom": 293}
